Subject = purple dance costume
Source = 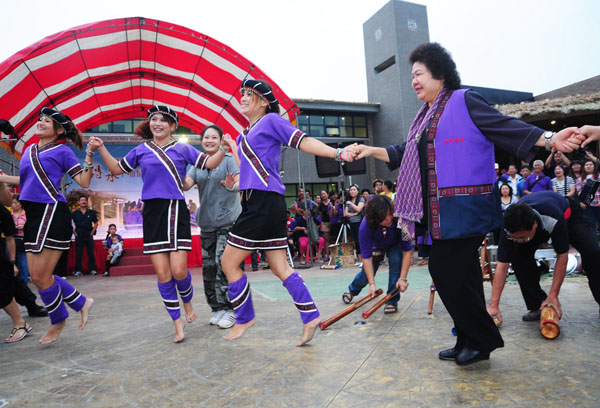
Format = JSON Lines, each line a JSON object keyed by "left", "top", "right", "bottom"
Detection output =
{"left": 119, "top": 140, "right": 209, "bottom": 320}
{"left": 227, "top": 113, "right": 320, "bottom": 325}
{"left": 19, "top": 142, "right": 88, "bottom": 324}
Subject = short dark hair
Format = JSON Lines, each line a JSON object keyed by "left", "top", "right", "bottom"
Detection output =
{"left": 503, "top": 203, "right": 536, "bottom": 233}
{"left": 361, "top": 188, "right": 371, "bottom": 195}
{"left": 520, "top": 165, "right": 531, "bottom": 171}
{"left": 365, "top": 195, "right": 393, "bottom": 230}
{"left": 135, "top": 114, "right": 177, "bottom": 139}
{"left": 384, "top": 180, "right": 394, "bottom": 191}
{"left": 372, "top": 179, "right": 383, "bottom": 188}
{"left": 499, "top": 182, "right": 513, "bottom": 197}
{"left": 78, "top": 195, "right": 88, "bottom": 201}
{"left": 409, "top": 43, "right": 461, "bottom": 90}
{"left": 201, "top": 124, "right": 223, "bottom": 140}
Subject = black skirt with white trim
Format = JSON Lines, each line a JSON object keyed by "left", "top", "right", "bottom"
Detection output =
{"left": 142, "top": 199, "right": 192, "bottom": 254}
{"left": 227, "top": 189, "right": 288, "bottom": 251}
{"left": 21, "top": 201, "right": 72, "bottom": 253}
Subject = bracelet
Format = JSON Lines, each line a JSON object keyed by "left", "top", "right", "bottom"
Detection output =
{"left": 225, "top": 182, "right": 238, "bottom": 192}
{"left": 399, "top": 277, "right": 408, "bottom": 281}
{"left": 219, "top": 144, "right": 229, "bottom": 153}
{"left": 84, "top": 160, "right": 94, "bottom": 169}
{"left": 334, "top": 148, "right": 343, "bottom": 162}
{"left": 85, "top": 145, "right": 94, "bottom": 156}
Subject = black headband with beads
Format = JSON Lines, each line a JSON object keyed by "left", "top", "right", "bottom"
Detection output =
{"left": 40, "top": 107, "right": 72, "bottom": 134}
{"left": 240, "top": 79, "right": 278, "bottom": 105}
{"left": 147, "top": 105, "right": 179, "bottom": 126}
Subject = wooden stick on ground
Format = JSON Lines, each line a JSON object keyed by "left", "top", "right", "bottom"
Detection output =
{"left": 320, "top": 289, "right": 383, "bottom": 330}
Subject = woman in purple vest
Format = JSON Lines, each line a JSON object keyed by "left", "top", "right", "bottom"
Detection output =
{"left": 221, "top": 79, "right": 356, "bottom": 346}
{"left": 355, "top": 43, "right": 583, "bottom": 365}
{"left": 89, "top": 106, "right": 232, "bottom": 343}
{"left": 0, "top": 108, "right": 96, "bottom": 344}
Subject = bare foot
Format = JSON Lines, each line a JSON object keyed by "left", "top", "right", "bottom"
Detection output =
{"left": 297, "top": 317, "right": 321, "bottom": 347}
{"left": 79, "top": 298, "right": 94, "bottom": 330}
{"left": 183, "top": 302, "right": 197, "bottom": 323}
{"left": 39, "top": 321, "right": 66, "bottom": 344}
{"left": 224, "top": 318, "right": 255, "bottom": 340}
{"left": 173, "top": 318, "right": 185, "bottom": 343}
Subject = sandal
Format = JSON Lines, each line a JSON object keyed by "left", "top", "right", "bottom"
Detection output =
{"left": 342, "top": 292, "right": 354, "bottom": 304}
{"left": 384, "top": 304, "right": 398, "bottom": 314}
{"left": 4, "top": 323, "right": 32, "bottom": 343}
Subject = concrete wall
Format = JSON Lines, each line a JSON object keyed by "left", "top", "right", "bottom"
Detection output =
{"left": 363, "top": 0, "right": 430, "bottom": 181}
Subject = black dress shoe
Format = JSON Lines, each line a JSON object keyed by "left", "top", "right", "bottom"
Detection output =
{"left": 27, "top": 305, "right": 48, "bottom": 317}
{"left": 456, "top": 347, "right": 490, "bottom": 366}
{"left": 522, "top": 309, "right": 541, "bottom": 321}
{"left": 439, "top": 348, "right": 460, "bottom": 361}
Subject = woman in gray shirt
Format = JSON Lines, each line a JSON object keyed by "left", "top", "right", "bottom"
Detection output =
{"left": 184, "top": 125, "right": 242, "bottom": 329}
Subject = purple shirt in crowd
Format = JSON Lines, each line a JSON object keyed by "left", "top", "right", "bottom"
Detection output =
{"left": 358, "top": 217, "right": 413, "bottom": 260}
{"left": 19, "top": 143, "right": 83, "bottom": 203}
{"left": 523, "top": 173, "right": 553, "bottom": 194}
{"left": 238, "top": 113, "right": 306, "bottom": 195}
{"left": 119, "top": 140, "right": 207, "bottom": 200}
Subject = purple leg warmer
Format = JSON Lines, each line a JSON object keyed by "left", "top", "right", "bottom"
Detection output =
{"left": 39, "top": 279, "right": 69, "bottom": 325}
{"left": 174, "top": 270, "right": 193, "bottom": 304}
{"left": 283, "top": 272, "right": 320, "bottom": 324}
{"left": 228, "top": 274, "right": 254, "bottom": 324}
{"left": 55, "top": 276, "right": 87, "bottom": 312}
{"left": 157, "top": 280, "right": 181, "bottom": 321}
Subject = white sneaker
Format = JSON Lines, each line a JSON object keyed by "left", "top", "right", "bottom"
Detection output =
{"left": 209, "top": 310, "right": 225, "bottom": 325}
{"left": 217, "top": 310, "right": 236, "bottom": 329}
{"left": 90, "top": 270, "right": 97, "bottom": 275}
{"left": 73, "top": 271, "right": 83, "bottom": 277}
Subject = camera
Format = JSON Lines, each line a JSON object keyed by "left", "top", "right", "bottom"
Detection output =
{"left": 0, "top": 119, "right": 14, "bottom": 135}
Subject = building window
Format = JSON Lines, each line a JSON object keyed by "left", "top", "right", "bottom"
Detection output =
{"left": 86, "top": 119, "right": 195, "bottom": 134}
{"left": 297, "top": 113, "right": 367, "bottom": 139}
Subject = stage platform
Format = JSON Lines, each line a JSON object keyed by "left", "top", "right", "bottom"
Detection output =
{"left": 1, "top": 264, "right": 599, "bottom": 407}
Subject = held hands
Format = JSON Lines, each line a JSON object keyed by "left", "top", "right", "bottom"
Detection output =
{"left": 354, "top": 144, "right": 372, "bottom": 160}
{"left": 580, "top": 125, "right": 600, "bottom": 148}
{"left": 87, "top": 136, "right": 104, "bottom": 151}
{"left": 340, "top": 143, "right": 359, "bottom": 162}
{"left": 222, "top": 134, "right": 236, "bottom": 149}
{"left": 396, "top": 278, "right": 409, "bottom": 293}
{"left": 554, "top": 127, "right": 584, "bottom": 153}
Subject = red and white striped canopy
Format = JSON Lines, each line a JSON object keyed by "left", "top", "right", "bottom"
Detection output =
{"left": 0, "top": 17, "right": 299, "bottom": 156}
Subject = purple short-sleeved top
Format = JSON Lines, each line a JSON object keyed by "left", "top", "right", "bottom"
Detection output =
{"left": 118, "top": 140, "right": 208, "bottom": 200}
{"left": 19, "top": 143, "right": 83, "bottom": 203}
{"left": 238, "top": 113, "right": 306, "bottom": 195}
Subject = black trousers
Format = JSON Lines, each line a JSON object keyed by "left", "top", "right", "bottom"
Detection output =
{"left": 429, "top": 236, "right": 504, "bottom": 354}
{"left": 512, "top": 209, "right": 600, "bottom": 310}
{"left": 75, "top": 232, "right": 96, "bottom": 271}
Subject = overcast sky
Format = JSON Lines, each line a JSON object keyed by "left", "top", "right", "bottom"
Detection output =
{"left": 1, "top": 0, "right": 598, "bottom": 102}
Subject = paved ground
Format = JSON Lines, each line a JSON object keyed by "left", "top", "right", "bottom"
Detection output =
{"left": 1, "top": 263, "right": 599, "bottom": 407}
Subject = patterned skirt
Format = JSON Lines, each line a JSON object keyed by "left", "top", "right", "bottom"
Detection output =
{"left": 227, "top": 189, "right": 288, "bottom": 251}
{"left": 142, "top": 199, "right": 191, "bottom": 254}
{"left": 21, "top": 200, "right": 72, "bottom": 253}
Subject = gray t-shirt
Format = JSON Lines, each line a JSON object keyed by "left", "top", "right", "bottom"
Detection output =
{"left": 346, "top": 197, "right": 365, "bottom": 223}
{"left": 187, "top": 153, "right": 242, "bottom": 232}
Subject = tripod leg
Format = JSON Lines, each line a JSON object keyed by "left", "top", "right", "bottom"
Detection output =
{"left": 287, "top": 245, "right": 295, "bottom": 268}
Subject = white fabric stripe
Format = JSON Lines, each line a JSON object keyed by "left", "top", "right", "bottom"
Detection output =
{"left": 119, "top": 157, "right": 134, "bottom": 173}
{"left": 239, "top": 139, "right": 268, "bottom": 188}
{"left": 46, "top": 288, "right": 62, "bottom": 310}
{"left": 45, "top": 238, "right": 71, "bottom": 243}
{"left": 173, "top": 200, "right": 178, "bottom": 250}
{"left": 144, "top": 145, "right": 183, "bottom": 196}
{"left": 0, "top": 64, "right": 30, "bottom": 99}
{"left": 287, "top": 129, "right": 305, "bottom": 149}
{"left": 43, "top": 245, "right": 71, "bottom": 251}
{"left": 144, "top": 241, "right": 171, "bottom": 246}
{"left": 226, "top": 241, "right": 287, "bottom": 251}
{"left": 65, "top": 293, "right": 82, "bottom": 304}
{"left": 36, "top": 203, "right": 57, "bottom": 250}
{"left": 230, "top": 280, "right": 249, "bottom": 304}
{"left": 228, "top": 233, "right": 287, "bottom": 243}
{"left": 295, "top": 301, "right": 315, "bottom": 305}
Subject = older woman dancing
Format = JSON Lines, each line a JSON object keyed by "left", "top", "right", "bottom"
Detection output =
{"left": 356, "top": 43, "right": 583, "bottom": 365}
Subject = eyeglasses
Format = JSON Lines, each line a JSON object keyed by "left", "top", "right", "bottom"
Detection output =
{"left": 504, "top": 228, "right": 534, "bottom": 243}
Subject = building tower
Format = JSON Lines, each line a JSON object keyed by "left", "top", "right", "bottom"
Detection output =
{"left": 363, "top": 0, "right": 429, "bottom": 179}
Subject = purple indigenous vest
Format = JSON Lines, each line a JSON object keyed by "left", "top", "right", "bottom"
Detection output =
{"left": 427, "top": 89, "right": 502, "bottom": 239}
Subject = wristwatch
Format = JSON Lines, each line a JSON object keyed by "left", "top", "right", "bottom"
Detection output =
{"left": 543, "top": 131, "right": 554, "bottom": 151}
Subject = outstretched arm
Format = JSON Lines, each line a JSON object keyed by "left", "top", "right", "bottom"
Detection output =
{"left": 298, "top": 137, "right": 356, "bottom": 161}
{"left": 89, "top": 137, "right": 125, "bottom": 176}
{"left": 355, "top": 145, "right": 390, "bottom": 162}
